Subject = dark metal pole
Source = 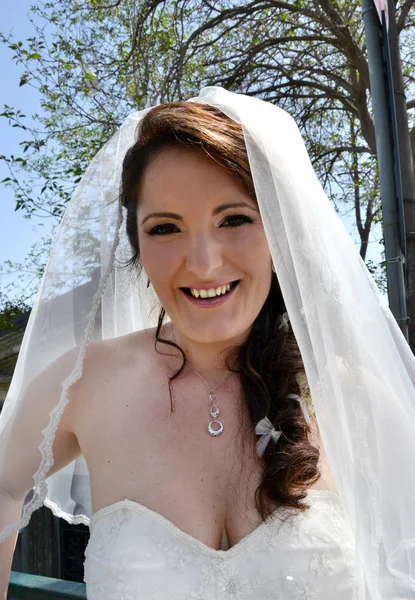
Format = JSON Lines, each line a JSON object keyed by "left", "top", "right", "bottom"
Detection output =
{"left": 387, "top": 0, "right": 415, "bottom": 350}
{"left": 361, "top": 0, "right": 409, "bottom": 340}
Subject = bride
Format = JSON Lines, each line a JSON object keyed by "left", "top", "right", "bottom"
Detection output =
{"left": 1, "top": 87, "right": 414, "bottom": 600}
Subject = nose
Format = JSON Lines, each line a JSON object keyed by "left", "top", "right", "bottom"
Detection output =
{"left": 186, "top": 233, "right": 224, "bottom": 279}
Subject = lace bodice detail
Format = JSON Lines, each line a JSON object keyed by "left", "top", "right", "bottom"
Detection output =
{"left": 84, "top": 489, "right": 357, "bottom": 599}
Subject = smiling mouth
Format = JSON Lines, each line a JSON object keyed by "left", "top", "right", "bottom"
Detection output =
{"left": 180, "top": 279, "right": 240, "bottom": 300}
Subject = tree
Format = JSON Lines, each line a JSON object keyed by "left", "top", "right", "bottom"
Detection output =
{"left": 2, "top": 0, "right": 414, "bottom": 305}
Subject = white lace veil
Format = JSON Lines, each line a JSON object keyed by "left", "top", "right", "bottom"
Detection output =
{"left": 1, "top": 86, "right": 414, "bottom": 599}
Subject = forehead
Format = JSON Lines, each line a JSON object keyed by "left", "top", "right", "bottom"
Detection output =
{"left": 137, "top": 145, "right": 252, "bottom": 209}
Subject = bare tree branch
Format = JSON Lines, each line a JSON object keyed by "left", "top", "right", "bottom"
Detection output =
{"left": 397, "top": 0, "right": 415, "bottom": 32}
{"left": 314, "top": 145, "right": 372, "bottom": 161}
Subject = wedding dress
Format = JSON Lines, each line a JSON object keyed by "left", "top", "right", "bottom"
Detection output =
{"left": 83, "top": 489, "right": 357, "bottom": 599}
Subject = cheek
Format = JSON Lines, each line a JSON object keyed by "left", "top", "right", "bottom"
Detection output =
{"left": 139, "top": 238, "right": 182, "bottom": 283}
{"left": 232, "top": 226, "right": 271, "bottom": 271}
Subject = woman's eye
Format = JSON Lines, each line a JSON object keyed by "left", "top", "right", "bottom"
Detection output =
{"left": 221, "top": 215, "right": 253, "bottom": 228}
{"left": 148, "top": 223, "right": 180, "bottom": 236}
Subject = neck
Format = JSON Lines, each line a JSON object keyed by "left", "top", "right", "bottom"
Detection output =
{"left": 161, "top": 322, "right": 249, "bottom": 387}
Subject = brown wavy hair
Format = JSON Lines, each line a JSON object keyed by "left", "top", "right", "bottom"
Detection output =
{"left": 120, "top": 101, "right": 320, "bottom": 519}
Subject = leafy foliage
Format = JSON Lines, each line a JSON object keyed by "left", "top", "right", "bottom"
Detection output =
{"left": 0, "top": 299, "right": 31, "bottom": 330}
{"left": 0, "top": 229, "right": 55, "bottom": 310}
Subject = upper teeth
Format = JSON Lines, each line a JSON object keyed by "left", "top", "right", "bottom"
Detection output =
{"left": 190, "top": 284, "right": 231, "bottom": 298}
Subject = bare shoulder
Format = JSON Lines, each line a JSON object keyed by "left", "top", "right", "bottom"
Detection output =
{"left": 78, "top": 328, "right": 156, "bottom": 378}
{"left": 70, "top": 325, "right": 152, "bottom": 384}
{"left": 47, "top": 327, "right": 164, "bottom": 478}
{"left": 64, "top": 326, "right": 171, "bottom": 424}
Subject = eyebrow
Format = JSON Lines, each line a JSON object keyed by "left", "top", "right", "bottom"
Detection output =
{"left": 141, "top": 202, "right": 259, "bottom": 225}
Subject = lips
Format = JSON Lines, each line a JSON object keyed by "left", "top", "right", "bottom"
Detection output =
{"left": 180, "top": 280, "right": 240, "bottom": 307}
{"left": 180, "top": 280, "right": 239, "bottom": 300}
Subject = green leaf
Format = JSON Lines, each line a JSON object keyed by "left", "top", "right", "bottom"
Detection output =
{"left": 19, "top": 74, "right": 29, "bottom": 87}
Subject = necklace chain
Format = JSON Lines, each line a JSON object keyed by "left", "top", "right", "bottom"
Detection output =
{"left": 187, "top": 363, "right": 232, "bottom": 393}
{"left": 172, "top": 328, "right": 230, "bottom": 436}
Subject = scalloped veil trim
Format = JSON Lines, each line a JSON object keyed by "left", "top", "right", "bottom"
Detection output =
{"left": 0, "top": 204, "right": 123, "bottom": 544}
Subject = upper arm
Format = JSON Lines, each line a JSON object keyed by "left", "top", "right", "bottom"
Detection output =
{"left": 0, "top": 347, "right": 82, "bottom": 501}
{"left": 48, "top": 402, "right": 82, "bottom": 479}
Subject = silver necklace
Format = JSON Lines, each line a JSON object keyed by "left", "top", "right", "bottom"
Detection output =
{"left": 172, "top": 328, "right": 231, "bottom": 436}
{"left": 188, "top": 363, "right": 232, "bottom": 437}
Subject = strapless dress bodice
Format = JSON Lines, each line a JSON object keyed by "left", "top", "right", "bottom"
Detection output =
{"left": 84, "top": 489, "right": 357, "bottom": 599}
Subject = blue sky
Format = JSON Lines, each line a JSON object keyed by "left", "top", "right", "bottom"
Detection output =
{"left": 1, "top": 3, "right": 384, "bottom": 304}
{"left": 0, "top": 2, "right": 54, "bottom": 271}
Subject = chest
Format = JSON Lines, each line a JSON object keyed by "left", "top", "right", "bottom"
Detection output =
{"left": 74, "top": 365, "right": 265, "bottom": 551}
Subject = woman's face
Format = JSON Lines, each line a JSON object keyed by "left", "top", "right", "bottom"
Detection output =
{"left": 137, "top": 145, "right": 272, "bottom": 345}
